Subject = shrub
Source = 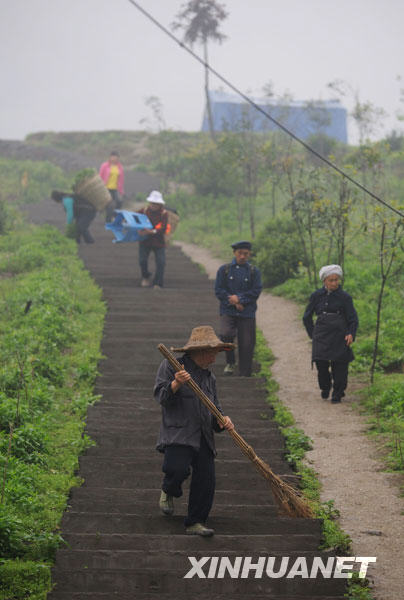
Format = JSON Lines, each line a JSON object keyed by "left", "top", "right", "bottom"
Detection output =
{"left": 253, "top": 217, "right": 304, "bottom": 287}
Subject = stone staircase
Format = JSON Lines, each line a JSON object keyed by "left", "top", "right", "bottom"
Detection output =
{"left": 35, "top": 207, "right": 347, "bottom": 599}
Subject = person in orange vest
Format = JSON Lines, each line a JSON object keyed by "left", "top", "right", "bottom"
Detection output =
{"left": 138, "top": 191, "right": 169, "bottom": 288}
{"left": 99, "top": 151, "right": 124, "bottom": 223}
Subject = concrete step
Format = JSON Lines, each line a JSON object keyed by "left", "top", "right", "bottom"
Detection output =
{"left": 90, "top": 398, "right": 274, "bottom": 413}
{"left": 68, "top": 487, "right": 276, "bottom": 507}
{"left": 30, "top": 201, "right": 347, "bottom": 600}
{"left": 49, "top": 594, "right": 345, "bottom": 600}
{"left": 77, "top": 456, "right": 294, "bottom": 479}
{"left": 83, "top": 445, "right": 286, "bottom": 460}
{"left": 76, "top": 466, "right": 296, "bottom": 491}
{"left": 67, "top": 500, "right": 279, "bottom": 518}
{"left": 49, "top": 567, "right": 346, "bottom": 596}
{"left": 85, "top": 430, "right": 287, "bottom": 449}
{"left": 54, "top": 548, "right": 337, "bottom": 572}
{"left": 60, "top": 514, "right": 319, "bottom": 537}
{"left": 60, "top": 532, "right": 321, "bottom": 553}
{"left": 84, "top": 412, "right": 281, "bottom": 431}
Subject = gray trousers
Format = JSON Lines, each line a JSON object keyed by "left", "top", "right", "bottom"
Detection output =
{"left": 220, "top": 315, "right": 256, "bottom": 377}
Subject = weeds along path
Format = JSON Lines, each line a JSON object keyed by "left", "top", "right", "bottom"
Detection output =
{"left": 26, "top": 200, "right": 345, "bottom": 599}
{"left": 175, "top": 240, "right": 404, "bottom": 600}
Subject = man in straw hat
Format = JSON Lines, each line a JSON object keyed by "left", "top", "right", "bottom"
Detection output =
{"left": 215, "top": 240, "right": 262, "bottom": 376}
{"left": 138, "top": 190, "right": 168, "bottom": 289}
{"left": 154, "top": 326, "right": 234, "bottom": 536}
{"left": 303, "top": 264, "right": 358, "bottom": 404}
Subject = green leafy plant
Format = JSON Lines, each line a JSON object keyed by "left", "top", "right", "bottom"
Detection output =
{"left": 72, "top": 168, "right": 97, "bottom": 189}
{"left": 0, "top": 224, "right": 105, "bottom": 598}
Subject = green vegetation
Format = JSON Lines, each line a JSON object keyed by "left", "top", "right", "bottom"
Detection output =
{"left": 0, "top": 226, "right": 105, "bottom": 599}
{"left": 156, "top": 127, "right": 404, "bottom": 488}
{"left": 255, "top": 332, "right": 375, "bottom": 599}
{"left": 73, "top": 168, "right": 96, "bottom": 188}
{"left": 359, "top": 375, "right": 404, "bottom": 471}
{"left": 0, "top": 157, "right": 70, "bottom": 206}
{"left": 254, "top": 331, "right": 352, "bottom": 554}
{"left": 9, "top": 127, "right": 400, "bottom": 599}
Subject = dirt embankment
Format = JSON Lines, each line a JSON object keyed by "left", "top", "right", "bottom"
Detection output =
{"left": 0, "top": 139, "right": 160, "bottom": 197}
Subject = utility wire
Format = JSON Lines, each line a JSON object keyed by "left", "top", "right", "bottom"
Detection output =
{"left": 127, "top": 0, "right": 404, "bottom": 219}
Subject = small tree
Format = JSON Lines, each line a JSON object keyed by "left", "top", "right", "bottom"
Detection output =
{"left": 370, "top": 215, "right": 404, "bottom": 382}
{"left": 139, "top": 95, "right": 166, "bottom": 132}
{"left": 172, "top": 0, "right": 228, "bottom": 140}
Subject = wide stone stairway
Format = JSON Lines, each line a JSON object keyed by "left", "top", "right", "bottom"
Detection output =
{"left": 29, "top": 203, "right": 346, "bottom": 599}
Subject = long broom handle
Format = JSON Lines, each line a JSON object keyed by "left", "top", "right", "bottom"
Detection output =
{"left": 157, "top": 344, "right": 314, "bottom": 519}
{"left": 158, "top": 344, "right": 270, "bottom": 467}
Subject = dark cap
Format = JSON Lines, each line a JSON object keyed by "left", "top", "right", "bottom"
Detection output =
{"left": 231, "top": 240, "right": 251, "bottom": 251}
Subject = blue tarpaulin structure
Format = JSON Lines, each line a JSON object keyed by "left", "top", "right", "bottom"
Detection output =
{"left": 202, "top": 91, "right": 348, "bottom": 143}
{"left": 105, "top": 210, "right": 153, "bottom": 243}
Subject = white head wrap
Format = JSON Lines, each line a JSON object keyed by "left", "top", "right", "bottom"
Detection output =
{"left": 146, "top": 190, "right": 165, "bottom": 205}
{"left": 319, "top": 264, "right": 343, "bottom": 282}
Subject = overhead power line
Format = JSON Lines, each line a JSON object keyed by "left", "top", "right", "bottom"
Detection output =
{"left": 127, "top": 0, "right": 404, "bottom": 220}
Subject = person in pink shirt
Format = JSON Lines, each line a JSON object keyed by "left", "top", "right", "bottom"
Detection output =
{"left": 99, "top": 151, "right": 125, "bottom": 222}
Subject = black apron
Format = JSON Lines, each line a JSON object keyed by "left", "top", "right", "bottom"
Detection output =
{"left": 312, "top": 313, "right": 354, "bottom": 363}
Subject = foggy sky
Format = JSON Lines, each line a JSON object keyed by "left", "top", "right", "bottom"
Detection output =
{"left": 1, "top": 0, "right": 404, "bottom": 143}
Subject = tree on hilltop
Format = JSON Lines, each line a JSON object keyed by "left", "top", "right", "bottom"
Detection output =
{"left": 172, "top": 0, "right": 228, "bottom": 139}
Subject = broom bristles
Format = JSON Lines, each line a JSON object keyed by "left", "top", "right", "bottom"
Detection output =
{"left": 158, "top": 344, "right": 314, "bottom": 519}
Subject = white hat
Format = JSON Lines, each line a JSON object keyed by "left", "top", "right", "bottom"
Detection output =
{"left": 146, "top": 190, "right": 165, "bottom": 205}
{"left": 319, "top": 264, "right": 343, "bottom": 281}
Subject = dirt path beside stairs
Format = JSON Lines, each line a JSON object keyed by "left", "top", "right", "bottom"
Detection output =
{"left": 175, "top": 240, "right": 404, "bottom": 600}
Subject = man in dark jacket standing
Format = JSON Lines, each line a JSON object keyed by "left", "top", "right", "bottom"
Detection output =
{"left": 154, "top": 326, "right": 234, "bottom": 537}
{"left": 215, "top": 241, "right": 262, "bottom": 377}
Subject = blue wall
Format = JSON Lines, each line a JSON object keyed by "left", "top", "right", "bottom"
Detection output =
{"left": 201, "top": 93, "right": 348, "bottom": 143}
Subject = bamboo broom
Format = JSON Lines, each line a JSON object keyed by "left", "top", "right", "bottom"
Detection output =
{"left": 158, "top": 344, "right": 314, "bottom": 519}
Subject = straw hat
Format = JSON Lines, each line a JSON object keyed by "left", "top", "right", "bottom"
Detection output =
{"left": 147, "top": 190, "right": 165, "bottom": 205}
{"left": 171, "top": 325, "right": 235, "bottom": 353}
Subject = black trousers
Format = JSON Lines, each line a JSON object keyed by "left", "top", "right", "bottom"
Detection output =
{"left": 161, "top": 435, "right": 215, "bottom": 527}
{"left": 75, "top": 207, "right": 96, "bottom": 243}
{"left": 105, "top": 189, "right": 122, "bottom": 223}
{"left": 220, "top": 315, "right": 256, "bottom": 377}
{"left": 139, "top": 244, "right": 166, "bottom": 287}
{"left": 315, "top": 360, "right": 349, "bottom": 400}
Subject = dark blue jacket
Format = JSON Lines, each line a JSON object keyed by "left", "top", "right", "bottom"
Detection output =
{"left": 154, "top": 355, "right": 223, "bottom": 455}
{"left": 303, "top": 286, "right": 359, "bottom": 339}
{"left": 215, "top": 259, "right": 262, "bottom": 319}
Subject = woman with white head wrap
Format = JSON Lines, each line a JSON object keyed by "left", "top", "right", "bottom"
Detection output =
{"left": 303, "top": 264, "right": 358, "bottom": 404}
{"left": 319, "top": 264, "right": 343, "bottom": 282}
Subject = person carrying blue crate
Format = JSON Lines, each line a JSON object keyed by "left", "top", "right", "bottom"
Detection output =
{"left": 138, "top": 191, "right": 169, "bottom": 289}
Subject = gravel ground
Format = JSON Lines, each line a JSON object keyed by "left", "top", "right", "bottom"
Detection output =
{"left": 175, "top": 240, "right": 404, "bottom": 600}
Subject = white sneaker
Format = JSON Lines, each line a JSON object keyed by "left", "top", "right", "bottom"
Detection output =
{"left": 141, "top": 278, "right": 151, "bottom": 287}
{"left": 223, "top": 363, "right": 235, "bottom": 375}
{"left": 186, "top": 523, "right": 214, "bottom": 537}
{"left": 159, "top": 491, "right": 174, "bottom": 515}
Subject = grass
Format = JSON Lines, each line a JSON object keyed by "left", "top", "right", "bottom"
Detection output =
{"left": 0, "top": 158, "right": 70, "bottom": 206}
{"left": 254, "top": 330, "right": 375, "bottom": 599}
{"left": 0, "top": 225, "right": 105, "bottom": 599}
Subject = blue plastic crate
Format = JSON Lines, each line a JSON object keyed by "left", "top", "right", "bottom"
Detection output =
{"left": 105, "top": 210, "right": 153, "bottom": 243}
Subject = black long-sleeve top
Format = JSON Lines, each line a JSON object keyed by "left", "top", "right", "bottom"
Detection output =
{"left": 154, "top": 354, "right": 224, "bottom": 455}
{"left": 303, "top": 286, "right": 359, "bottom": 340}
